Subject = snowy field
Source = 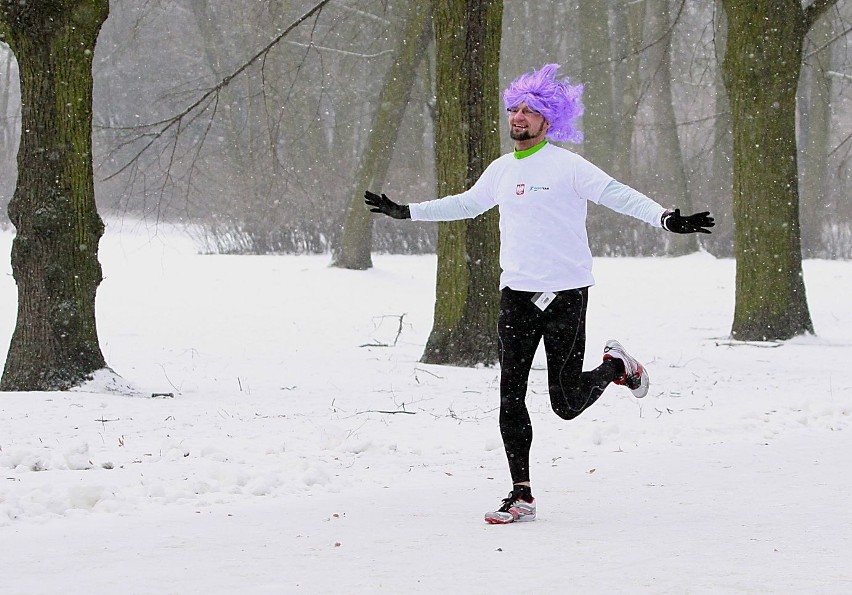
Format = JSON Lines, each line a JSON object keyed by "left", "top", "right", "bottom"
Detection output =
{"left": 1, "top": 220, "right": 851, "bottom": 594}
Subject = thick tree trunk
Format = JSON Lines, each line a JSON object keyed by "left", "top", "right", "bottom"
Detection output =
{"left": 332, "top": 0, "right": 432, "bottom": 270}
{"left": 421, "top": 0, "right": 502, "bottom": 367}
{"left": 1, "top": 2, "right": 110, "bottom": 390}
{"left": 721, "top": 0, "right": 814, "bottom": 340}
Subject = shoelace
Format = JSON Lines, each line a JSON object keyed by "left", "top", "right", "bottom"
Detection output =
{"left": 498, "top": 489, "right": 528, "bottom": 512}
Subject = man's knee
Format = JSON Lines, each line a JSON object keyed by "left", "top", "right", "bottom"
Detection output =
{"left": 549, "top": 385, "right": 585, "bottom": 420}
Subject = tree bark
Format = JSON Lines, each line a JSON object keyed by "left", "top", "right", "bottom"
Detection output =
{"left": 798, "top": 11, "right": 834, "bottom": 259}
{"left": 578, "top": 2, "right": 615, "bottom": 171}
{"left": 1, "top": 46, "right": 19, "bottom": 207}
{"left": 1, "top": 47, "right": 15, "bottom": 146}
{"left": 1, "top": 1, "right": 110, "bottom": 390}
{"left": 721, "top": 0, "right": 827, "bottom": 340}
{"left": 611, "top": 0, "right": 644, "bottom": 182}
{"left": 332, "top": 0, "right": 432, "bottom": 270}
{"left": 709, "top": 1, "right": 734, "bottom": 257}
{"left": 643, "top": 0, "right": 697, "bottom": 255}
{"left": 421, "top": 0, "right": 502, "bottom": 367}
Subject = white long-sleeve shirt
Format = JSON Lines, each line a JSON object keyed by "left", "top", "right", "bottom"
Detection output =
{"left": 409, "top": 141, "right": 667, "bottom": 292}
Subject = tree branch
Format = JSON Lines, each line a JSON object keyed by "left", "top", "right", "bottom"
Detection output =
{"left": 283, "top": 40, "right": 394, "bottom": 58}
{"left": 610, "top": 0, "right": 687, "bottom": 65}
{"left": 803, "top": 0, "right": 838, "bottom": 31}
{"left": 804, "top": 23, "right": 852, "bottom": 59}
{"left": 103, "top": 0, "right": 334, "bottom": 182}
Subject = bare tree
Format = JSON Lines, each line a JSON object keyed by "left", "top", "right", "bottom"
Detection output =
{"left": 640, "top": 0, "right": 697, "bottom": 255}
{"left": 332, "top": 0, "right": 432, "bottom": 270}
{"left": 581, "top": 2, "right": 635, "bottom": 257}
{"left": 98, "top": 1, "right": 435, "bottom": 257}
{"left": 611, "top": 0, "right": 645, "bottom": 182}
{"left": 799, "top": 9, "right": 836, "bottom": 258}
{"left": 0, "top": 0, "right": 339, "bottom": 390}
{"left": 578, "top": 2, "right": 616, "bottom": 172}
{"left": 708, "top": 0, "right": 734, "bottom": 257}
{"left": 102, "top": 1, "right": 339, "bottom": 242}
{"left": 1, "top": 43, "right": 19, "bottom": 220}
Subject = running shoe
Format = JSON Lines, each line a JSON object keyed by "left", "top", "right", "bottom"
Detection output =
{"left": 484, "top": 487, "right": 536, "bottom": 524}
{"left": 603, "top": 339, "right": 649, "bottom": 398}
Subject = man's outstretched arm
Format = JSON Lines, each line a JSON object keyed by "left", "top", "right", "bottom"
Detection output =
{"left": 365, "top": 189, "right": 493, "bottom": 222}
{"left": 597, "top": 180, "right": 715, "bottom": 234}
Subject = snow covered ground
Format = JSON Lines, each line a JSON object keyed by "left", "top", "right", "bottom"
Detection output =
{"left": 1, "top": 220, "right": 851, "bottom": 594}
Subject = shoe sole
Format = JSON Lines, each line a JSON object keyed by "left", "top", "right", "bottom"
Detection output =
{"left": 484, "top": 514, "right": 536, "bottom": 524}
{"left": 630, "top": 368, "right": 649, "bottom": 398}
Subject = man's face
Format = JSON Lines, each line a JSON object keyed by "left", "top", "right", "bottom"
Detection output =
{"left": 507, "top": 102, "right": 548, "bottom": 144}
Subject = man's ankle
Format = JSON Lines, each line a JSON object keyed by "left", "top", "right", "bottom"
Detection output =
{"left": 513, "top": 483, "right": 533, "bottom": 502}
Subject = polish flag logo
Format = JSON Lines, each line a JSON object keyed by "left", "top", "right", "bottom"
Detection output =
{"left": 516, "top": 184, "right": 525, "bottom": 196}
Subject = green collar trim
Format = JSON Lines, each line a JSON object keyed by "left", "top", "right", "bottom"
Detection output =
{"left": 514, "top": 140, "right": 548, "bottom": 159}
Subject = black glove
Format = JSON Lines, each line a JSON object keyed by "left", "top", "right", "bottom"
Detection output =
{"left": 364, "top": 190, "right": 410, "bottom": 220}
{"left": 662, "top": 209, "right": 715, "bottom": 234}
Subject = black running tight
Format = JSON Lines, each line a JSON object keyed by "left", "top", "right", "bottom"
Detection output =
{"left": 497, "top": 287, "right": 620, "bottom": 484}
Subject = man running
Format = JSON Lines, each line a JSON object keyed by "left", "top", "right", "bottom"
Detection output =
{"left": 365, "top": 63, "right": 714, "bottom": 524}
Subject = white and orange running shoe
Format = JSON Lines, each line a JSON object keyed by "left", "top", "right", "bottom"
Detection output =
{"left": 603, "top": 339, "right": 649, "bottom": 398}
{"left": 484, "top": 488, "right": 537, "bottom": 524}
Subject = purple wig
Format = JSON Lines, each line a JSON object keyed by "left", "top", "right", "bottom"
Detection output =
{"left": 502, "top": 64, "right": 585, "bottom": 144}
